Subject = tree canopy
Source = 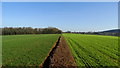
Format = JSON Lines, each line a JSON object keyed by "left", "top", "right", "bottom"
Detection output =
{"left": 2, "top": 27, "right": 62, "bottom": 35}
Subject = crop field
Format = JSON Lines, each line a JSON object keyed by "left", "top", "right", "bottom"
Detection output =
{"left": 2, "top": 33, "right": 119, "bottom": 67}
{"left": 2, "top": 34, "right": 60, "bottom": 66}
{"left": 63, "top": 34, "right": 119, "bottom": 67}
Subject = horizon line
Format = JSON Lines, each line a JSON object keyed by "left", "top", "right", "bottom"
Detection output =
{"left": 0, "top": 27, "right": 118, "bottom": 32}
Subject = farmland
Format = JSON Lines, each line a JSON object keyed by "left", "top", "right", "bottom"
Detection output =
{"left": 2, "top": 33, "right": 119, "bottom": 67}
{"left": 2, "top": 34, "right": 60, "bottom": 67}
{"left": 63, "top": 34, "right": 119, "bottom": 67}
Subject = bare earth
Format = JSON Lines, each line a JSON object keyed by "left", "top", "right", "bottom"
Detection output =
{"left": 44, "top": 36, "right": 76, "bottom": 68}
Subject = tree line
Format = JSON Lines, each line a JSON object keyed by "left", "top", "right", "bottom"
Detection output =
{"left": 65, "top": 31, "right": 119, "bottom": 37}
{"left": 1, "top": 27, "right": 62, "bottom": 35}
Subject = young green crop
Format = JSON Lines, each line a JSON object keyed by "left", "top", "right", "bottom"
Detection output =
{"left": 63, "top": 33, "right": 118, "bottom": 67}
{"left": 2, "top": 34, "right": 60, "bottom": 67}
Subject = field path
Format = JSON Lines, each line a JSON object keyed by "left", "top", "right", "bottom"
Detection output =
{"left": 40, "top": 36, "right": 76, "bottom": 68}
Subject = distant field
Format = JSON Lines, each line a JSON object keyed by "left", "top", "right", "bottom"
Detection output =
{"left": 63, "top": 34, "right": 119, "bottom": 67}
{"left": 2, "top": 34, "right": 60, "bottom": 66}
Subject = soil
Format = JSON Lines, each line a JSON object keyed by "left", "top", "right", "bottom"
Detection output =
{"left": 40, "top": 36, "right": 76, "bottom": 68}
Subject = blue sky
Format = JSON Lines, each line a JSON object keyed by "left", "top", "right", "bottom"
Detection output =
{"left": 2, "top": 2, "right": 118, "bottom": 32}
{"left": 2, "top": 0, "right": 119, "bottom": 2}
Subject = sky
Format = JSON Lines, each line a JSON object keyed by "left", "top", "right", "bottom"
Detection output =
{"left": 2, "top": 2, "right": 118, "bottom": 32}
{"left": 2, "top": 0, "right": 119, "bottom": 2}
{"left": 0, "top": 2, "right": 2, "bottom": 27}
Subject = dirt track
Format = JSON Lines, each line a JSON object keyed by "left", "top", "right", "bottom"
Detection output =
{"left": 41, "top": 36, "right": 76, "bottom": 68}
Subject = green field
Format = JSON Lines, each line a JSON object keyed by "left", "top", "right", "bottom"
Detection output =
{"left": 2, "top": 34, "right": 60, "bottom": 66}
{"left": 2, "top": 34, "right": 119, "bottom": 67}
{"left": 63, "top": 34, "right": 119, "bottom": 67}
